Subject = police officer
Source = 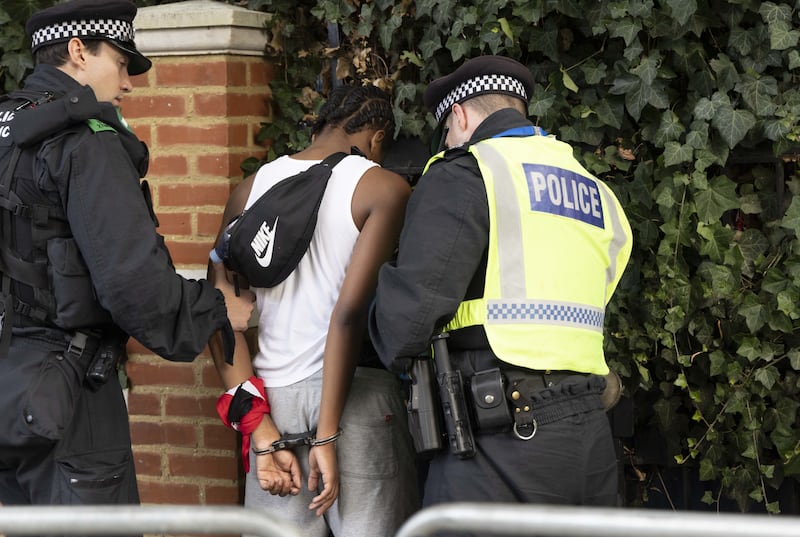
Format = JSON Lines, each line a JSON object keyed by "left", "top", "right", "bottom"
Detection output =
{"left": 0, "top": 0, "right": 253, "bottom": 507}
{"left": 369, "top": 55, "right": 633, "bottom": 517}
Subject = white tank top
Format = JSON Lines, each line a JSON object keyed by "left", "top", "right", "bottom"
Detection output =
{"left": 245, "top": 154, "right": 377, "bottom": 387}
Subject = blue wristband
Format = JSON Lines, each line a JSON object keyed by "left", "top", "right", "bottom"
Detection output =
{"left": 209, "top": 248, "right": 223, "bottom": 264}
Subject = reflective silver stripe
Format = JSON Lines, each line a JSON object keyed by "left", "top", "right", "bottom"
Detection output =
{"left": 471, "top": 142, "right": 526, "bottom": 298}
{"left": 487, "top": 299, "right": 605, "bottom": 331}
{"left": 598, "top": 185, "right": 627, "bottom": 300}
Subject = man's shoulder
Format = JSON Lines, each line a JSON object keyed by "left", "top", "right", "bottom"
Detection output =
{"left": 426, "top": 147, "right": 481, "bottom": 179}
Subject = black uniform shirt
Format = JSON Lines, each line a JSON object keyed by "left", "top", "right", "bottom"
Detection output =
{"left": 369, "top": 108, "right": 535, "bottom": 369}
{"left": 9, "top": 65, "right": 229, "bottom": 361}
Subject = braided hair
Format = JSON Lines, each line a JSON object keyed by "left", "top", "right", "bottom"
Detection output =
{"left": 311, "top": 85, "right": 395, "bottom": 138}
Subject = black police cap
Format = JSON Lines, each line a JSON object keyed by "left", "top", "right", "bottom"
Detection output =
{"left": 26, "top": 0, "right": 151, "bottom": 76}
{"left": 423, "top": 55, "right": 535, "bottom": 124}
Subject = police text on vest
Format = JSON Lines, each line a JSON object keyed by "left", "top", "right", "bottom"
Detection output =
{"left": 0, "top": 110, "right": 14, "bottom": 138}
{"left": 523, "top": 163, "right": 604, "bottom": 228}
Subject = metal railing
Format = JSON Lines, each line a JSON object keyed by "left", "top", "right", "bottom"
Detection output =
{"left": 0, "top": 505, "right": 302, "bottom": 537}
{"left": 3, "top": 503, "right": 800, "bottom": 537}
{"left": 394, "top": 503, "right": 800, "bottom": 537}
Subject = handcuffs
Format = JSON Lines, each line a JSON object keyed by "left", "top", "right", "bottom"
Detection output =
{"left": 251, "top": 428, "right": 343, "bottom": 456}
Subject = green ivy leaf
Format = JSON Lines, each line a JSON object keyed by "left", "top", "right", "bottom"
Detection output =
{"left": 663, "top": 142, "right": 693, "bottom": 166}
{"left": 699, "top": 456, "right": 718, "bottom": 480}
{"left": 666, "top": 0, "right": 697, "bottom": 26}
{"left": 790, "top": 349, "right": 800, "bottom": 370}
{"left": 758, "top": 1, "right": 792, "bottom": 23}
{"left": 498, "top": 17, "right": 513, "bottom": 39}
{"left": 739, "top": 193, "right": 762, "bottom": 215}
{"left": 693, "top": 98, "right": 716, "bottom": 121}
{"left": 581, "top": 62, "right": 607, "bottom": 85}
{"left": 709, "top": 55, "right": 740, "bottom": 93}
{"left": 738, "top": 293, "right": 768, "bottom": 332}
{"left": 687, "top": 120, "right": 709, "bottom": 146}
{"left": 697, "top": 222, "right": 734, "bottom": 263}
{"left": 728, "top": 26, "right": 756, "bottom": 56}
{"left": 780, "top": 196, "right": 800, "bottom": 236}
{"left": 529, "top": 85, "right": 557, "bottom": 117}
{"left": 609, "top": 16, "right": 642, "bottom": 46}
{"left": 631, "top": 55, "right": 659, "bottom": 86}
{"left": 561, "top": 67, "right": 579, "bottom": 92}
{"left": 711, "top": 104, "right": 756, "bottom": 149}
{"left": 393, "top": 80, "right": 418, "bottom": 105}
{"left": 622, "top": 79, "right": 647, "bottom": 121}
{"left": 737, "top": 228, "right": 770, "bottom": 266}
{"left": 592, "top": 98, "right": 622, "bottom": 129}
{"left": 767, "top": 20, "right": 800, "bottom": 51}
{"left": 694, "top": 175, "right": 739, "bottom": 223}
{"left": 653, "top": 398, "right": 679, "bottom": 431}
{"left": 774, "top": 397, "right": 800, "bottom": 429}
{"left": 709, "top": 350, "right": 727, "bottom": 376}
{"left": 623, "top": 36, "right": 645, "bottom": 62}
{"left": 754, "top": 365, "right": 780, "bottom": 389}
{"left": 444, "top": 34, "right": 473, "bottom": 62}
{"left": 789, "top": 50, "right": 800, "bottom": 70}
{"left": 400, "top": 50, "right": 423, "bottom": 68}
{"left": 735, "top": 74, "right": 778, "bottom": 116}
{"left": 654, "top": 110, "right": 685, "bottom": 147}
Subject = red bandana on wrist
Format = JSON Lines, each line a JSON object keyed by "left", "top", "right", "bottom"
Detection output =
{"left": 216, "top": 376, "right": 270, "bottom": 472}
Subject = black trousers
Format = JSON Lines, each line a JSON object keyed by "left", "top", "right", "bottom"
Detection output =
{"left": 421, "top": 349, "right": 618, "bottom": 536}
{"left": 0, "top": 330, "right": 139, "bottom": 507}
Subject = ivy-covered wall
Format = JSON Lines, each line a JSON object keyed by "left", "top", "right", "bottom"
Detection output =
{"left": 244, "top": 0, "right": 800, "bottom": 513}
{"left": 4, "top": 0, "right": 800, "bottom": 513}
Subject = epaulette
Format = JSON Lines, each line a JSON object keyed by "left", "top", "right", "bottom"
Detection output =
{"left": 86, "top": 119, "right": 118, "bottom": 134}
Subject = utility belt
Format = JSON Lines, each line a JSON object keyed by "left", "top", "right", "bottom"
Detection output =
{"left": 71, "top": 328, "right": 128, "bottom": 391}
{"left": 34, "top": 327, "right": 126, "bottom": 391}
{"left": 407, "top": 334, "right": 606, "bottom": 458}
{"left": 494, "top": 369, "right": 605, "bottom": 439}
{"left": 0, "top": 326, "right": 127, "bottom": 446}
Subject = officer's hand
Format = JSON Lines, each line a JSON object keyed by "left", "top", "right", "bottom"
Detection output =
{"left": 216, "top": 278, "right": 255, "bottom": 332}
{"left": 307, "top": 443, "right": 339, "bottom": 516}
{"left": 255, "top": 450, "right": 301, "bottom": 497}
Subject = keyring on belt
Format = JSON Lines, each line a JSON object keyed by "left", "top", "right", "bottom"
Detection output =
{"left": 513, "top": 418, "right": 537, "bottom": 440}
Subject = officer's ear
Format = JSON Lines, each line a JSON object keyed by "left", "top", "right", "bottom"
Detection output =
{"left": 450, "top": 103, "right": 469, "bottom": 132}
{"left": 66, "top": 38, "right": 89, "bottom": 69}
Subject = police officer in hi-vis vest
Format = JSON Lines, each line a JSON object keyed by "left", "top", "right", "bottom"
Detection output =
{"left": 0, "top": 0, "right": 253, "bottom": 507}
{"left": 369, "top": 55, "right": 633, "bottom": 516}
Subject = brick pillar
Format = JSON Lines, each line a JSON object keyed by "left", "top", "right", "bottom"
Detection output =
{"left": 120, "top": 0, "right": 271, "bottom": 505}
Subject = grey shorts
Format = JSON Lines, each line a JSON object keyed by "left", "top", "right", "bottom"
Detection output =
{"left": 245, "top": 366, "right": 419, "bottom": 537}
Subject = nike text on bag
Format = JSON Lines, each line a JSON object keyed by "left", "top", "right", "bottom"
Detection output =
{"left": 221, "top": 152, "right": 348, "bottom": 288}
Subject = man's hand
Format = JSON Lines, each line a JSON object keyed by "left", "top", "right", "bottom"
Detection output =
{"left": 307, "top": 443, "right": 339, "bottom": 516}
{"left": 255, "top": 449, "right": 302, "bottom": 497}
{"left": 216, "top": 276, "right": 255, "bottom": 332}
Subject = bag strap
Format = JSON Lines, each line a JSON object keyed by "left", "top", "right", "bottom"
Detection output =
{"left": 321, "top": 151, "right": 348, "bottom": 168}
{"left": 314, "top": 151, "right": 349, "bottom": 178}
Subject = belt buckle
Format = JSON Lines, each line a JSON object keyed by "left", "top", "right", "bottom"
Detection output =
{"left": 67, "top": 332, "right": 88, "bottom": 356}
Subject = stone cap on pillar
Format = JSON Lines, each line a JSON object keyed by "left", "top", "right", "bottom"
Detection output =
{"left": 134, "top": 0, "right": 269, "bottom": 57}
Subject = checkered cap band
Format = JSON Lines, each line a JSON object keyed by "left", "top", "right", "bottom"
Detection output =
{"left": 31, "top": 18, "right": 134, "bottom": 49}
{"left": 434, "top": 74, "right": 528, "bottom": 122}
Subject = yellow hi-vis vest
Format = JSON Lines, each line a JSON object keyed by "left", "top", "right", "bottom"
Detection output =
{"left": 432, "top": 134, "right": 633, "bottom": 375}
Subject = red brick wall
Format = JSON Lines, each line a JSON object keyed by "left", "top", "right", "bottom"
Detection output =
{"left": 122, "top": 55, "right": 272, "bottom": 505}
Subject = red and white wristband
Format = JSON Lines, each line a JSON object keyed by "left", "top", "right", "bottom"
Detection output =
{"left": 216, "top": 376, "right": 270, "bottom": 473}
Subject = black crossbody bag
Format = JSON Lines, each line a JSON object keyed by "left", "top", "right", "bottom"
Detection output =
{"left": 219, "top": 152, "right": 348, "bottom": 288}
